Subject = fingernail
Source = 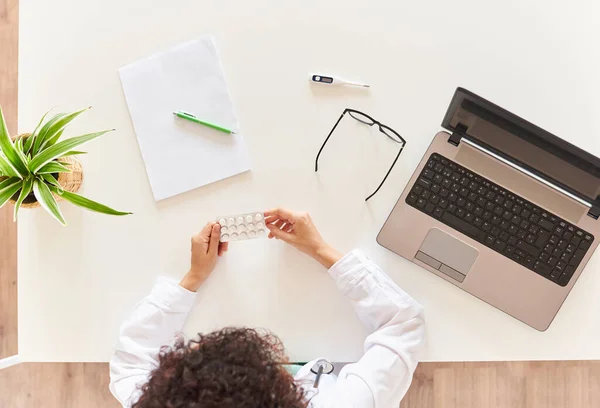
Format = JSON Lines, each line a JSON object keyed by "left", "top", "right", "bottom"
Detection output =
{"left": 214, "top": 224, "right": 220, "bottom": 231}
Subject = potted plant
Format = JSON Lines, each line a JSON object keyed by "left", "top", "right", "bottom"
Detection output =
{"left": 0, "top": 106, "right": 131, "bottom": 225}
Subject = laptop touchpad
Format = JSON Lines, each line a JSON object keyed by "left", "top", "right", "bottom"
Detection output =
{"left": 416, "top": 228, "right": 479, "bottom": 283}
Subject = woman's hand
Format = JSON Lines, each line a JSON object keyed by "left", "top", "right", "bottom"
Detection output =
{"left": 264, "top": 208, "right": 342, "bottom": 269}
{"left": 180, "top": 222, "right": 229, "bottom": 292}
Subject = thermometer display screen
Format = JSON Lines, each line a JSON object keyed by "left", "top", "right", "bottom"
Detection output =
{"left": 313, "top": 75, "right": 333, "bottom": 84}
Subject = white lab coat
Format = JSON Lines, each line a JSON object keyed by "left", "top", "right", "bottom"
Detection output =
{"left": 109, "top": 249, "right": 425, "bottom": 407}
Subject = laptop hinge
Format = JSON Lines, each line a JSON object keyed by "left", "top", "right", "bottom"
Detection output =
{"left": 588, "top": 196, "right": 600, "bottom": 220}
{"left": 448, "top": 123, "right": 468, "bottom": 146}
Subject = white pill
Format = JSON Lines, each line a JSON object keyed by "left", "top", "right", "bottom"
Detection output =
{"left": 247, "top": 223, "right": 255, "bottom": 231}
{"left": 238, "top": 224, "right": 246, "bottom": 232}
{"left": 249, "top": 230, "right": 256, "bottom": 237}
{"left": 218, "top": 218, "right": 227, "bottom": 226}
{"left": 245, "top": 215, "right": 253, "bottom": 223}
{"left": 221, "top": 226, "right": 229, "bottom": 234}
{"left": 255, "top": 214, "right": 263, "bottom": 221}
{"left": 236, "top": 216, "right": 244, "bottom": 225}
{"left": 258, "top": 229, "right": 265, "bottom": 236}
{"left": 221, "top": 234, "right": 230, "bottom": 242}
{"left": 231, "top": 232, "right": 238, "bottom": 240}
{"left": 229, "top": 225, "right": 237, "bottom": 233}
{"left": 240, "top": 232, "right": 247, "bottom": 238}
{"left": 256, "top": 222, "right": 264, "bottom": 229}
{"left": 227, "top": 218, "right": 235, "bottom": 226}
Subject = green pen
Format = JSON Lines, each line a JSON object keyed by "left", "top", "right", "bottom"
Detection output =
{"left": 173, "top": 110, "right": 236, "bottom": 134}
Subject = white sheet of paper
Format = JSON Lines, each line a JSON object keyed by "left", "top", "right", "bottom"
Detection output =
{"left": 119, "top": 36, "right": 251, "bottom": 201}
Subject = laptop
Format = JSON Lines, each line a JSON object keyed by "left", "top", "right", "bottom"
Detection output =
{"left": 377, "top": 88, "right": 600, "bottom": 331}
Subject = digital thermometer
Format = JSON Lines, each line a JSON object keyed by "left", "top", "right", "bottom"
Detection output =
{"left": 310, "top": 74, "right": 370, "bottom": 88}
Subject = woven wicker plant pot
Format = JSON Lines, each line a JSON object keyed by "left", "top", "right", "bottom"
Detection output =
{"left": 8, "top": 133, "right": 83, "bottom": 208}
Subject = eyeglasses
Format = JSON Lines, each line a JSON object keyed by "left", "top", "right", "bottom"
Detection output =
{"left": 314, "top": 109, "right": 406, "bottom": 201}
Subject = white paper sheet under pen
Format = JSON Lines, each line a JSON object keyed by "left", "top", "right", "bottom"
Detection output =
{"left": 119, "top": 36, "right": 251, "bottom": 201}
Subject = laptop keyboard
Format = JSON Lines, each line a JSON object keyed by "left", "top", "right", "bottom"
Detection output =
{"left": 406, "top": 153, "right": 594, "bottom": 287}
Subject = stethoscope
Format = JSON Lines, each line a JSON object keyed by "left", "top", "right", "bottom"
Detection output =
{"left": 310, "top": 359, "right": 334, "bottom": 388}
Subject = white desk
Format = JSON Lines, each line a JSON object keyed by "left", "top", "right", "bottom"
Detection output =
{"left": 18, "top": 0, "right": 600, "bottom": 362}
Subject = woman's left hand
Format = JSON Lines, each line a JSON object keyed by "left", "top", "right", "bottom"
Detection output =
{"left": 180, "top": 222, "right": 229, "bottom": 291}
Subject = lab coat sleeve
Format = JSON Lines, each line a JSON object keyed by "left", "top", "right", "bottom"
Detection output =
{"left": 328, "top": 249, "right": 425, "bottom": 408}
{"left": 109, "top": 277, "right": 197, "bottom": 407}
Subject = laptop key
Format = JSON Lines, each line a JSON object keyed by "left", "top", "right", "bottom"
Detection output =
{"left": 569, "top": 249, "right": 586, "bottom": 266}
{"left": 517, "top": 240, "right": 540, "bottom": 257}
{"left": 563, "top": 264, "right": 576, "bottom": 278}
{"left": 417, "top": 178, "right": 432, "bottom": 188}
{"left": 425, "top": 203, "right": 435, "bottom": 213}
{"left": 433, "top": 207, "right": 443, "bottom": 218}
{"left": 558, "top": 272, "right": 571, "bottom": 286}
{"left": 442, "top": 212, "right": 486, "bottom": 241}
{"left": 533, "top": 261, "right": 551, "bottom": 277}
{"left": 538, "top": 218, "right": 554, "bottom": 231}
{"left": 525, "top": 256, "right": 535, "bottom": 267}
{"left": 485, "top": 235, "right": 495, "bottom": 246}
{"left": 535, "top": 230, "right": 550, "bottom": 248}
{"left": 494, "top": 240, "right": 506, "bottom": 251}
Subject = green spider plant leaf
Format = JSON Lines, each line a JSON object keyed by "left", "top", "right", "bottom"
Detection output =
{"left": 60, "top": 150, "right": 87, "bottom": 157}
{"left": 37, "top": 161, "right": 72, "bottom": 174}
{"left": 0, "top": 177, "right": 23, "bottom": 209}
{"left": 50, "top": 186, "right": 132, "bottom": 216}
{"left": 31, "top": 113, "right": 67, "bottom": 155}
{"left": 13, "top": 176, "right": 34, "bottom": 221}
{"left": 33, "top": 178, "right": 66, "bottom": 225}
{"left": 0, "top": 106, "right": 29, "bottom": 177}
{"left": 14, "top": 137, "right": 29, "bottom": 167}
{"left": 25, "top": 108, "right": 53, "bottom": 154}
{"left": 29, "top": 129, "right": 114, "bottom": 173}
{"left": 45, "top": 129, "right": 64, "bottom": 148}
{"left": 0, "top": 153, "right": 21, "bottom": 178}
{"left": 41, "top": 174, "right": 64, "bottom": 192}
{"left": 0, "top": 176, "right": 21, "bottom": 191}
{"left": 34, "top": 107, "right": 90, "bottom": 154}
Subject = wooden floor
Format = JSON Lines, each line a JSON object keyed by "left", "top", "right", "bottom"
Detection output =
{"left": 1, "top": 360, "right": 599, "bottom": 408}
{"left": 0, "top": 0, "right": 18, "bottom": 360}
{"left": 1, "top": 0, "right": 600, "bottom": 407}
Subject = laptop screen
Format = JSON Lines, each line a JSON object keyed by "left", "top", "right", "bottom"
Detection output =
{"left": 442, "top": 88, "right": 600, "bottom": 205}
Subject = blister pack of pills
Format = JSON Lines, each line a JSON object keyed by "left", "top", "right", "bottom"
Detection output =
{"left": 217, "top": 212, "right": 267, "bottom": 242}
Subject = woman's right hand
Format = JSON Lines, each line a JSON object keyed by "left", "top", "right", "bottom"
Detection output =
{"left": 264, "top": 208, "right": 342, "bottom": 269}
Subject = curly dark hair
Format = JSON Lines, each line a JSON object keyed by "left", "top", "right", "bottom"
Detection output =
{"left": 132, "top": 327, "right": 308, "bottom": 408}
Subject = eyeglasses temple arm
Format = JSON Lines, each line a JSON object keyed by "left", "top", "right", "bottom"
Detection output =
{"left": 315, "top": 111, "right": 347, "bottom": 172}
{"left": 365, "top": 144, "right": 405, "bottom": 201}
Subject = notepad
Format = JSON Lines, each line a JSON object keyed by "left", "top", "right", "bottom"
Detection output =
{"left": 119, "top": 36, "right": 251, "bottom": 201}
